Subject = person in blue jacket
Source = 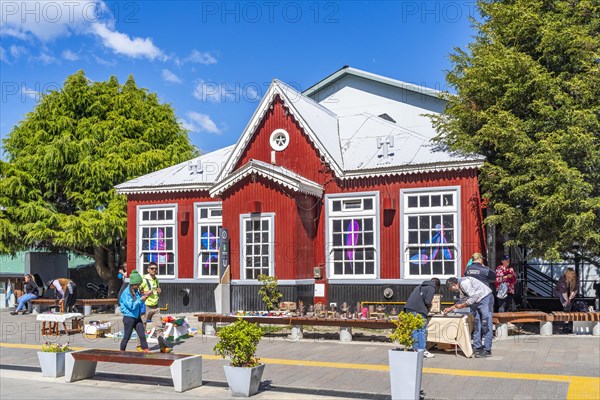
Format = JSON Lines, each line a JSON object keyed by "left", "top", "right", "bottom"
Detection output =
{"left": 119, "top": 270, "right": 152, "bottom": 352}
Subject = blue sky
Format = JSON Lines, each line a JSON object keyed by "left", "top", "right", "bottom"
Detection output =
{"left": 1, "top": 1, "right": 478, "bottom": 154}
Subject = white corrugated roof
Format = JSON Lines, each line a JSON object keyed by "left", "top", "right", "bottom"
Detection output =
{"left": 210, "top": 159, "right": 323, "bottom": 198}
{"left": 275, "top": 80, "right": 343, "bottom": 169}
{"left": 117, "top": 69, "right": 483, "bottom": 193}
{"left": 115, "top": 145, "right": 235, "bottom": 194}
{"left": 338, "top": 113, "right": 482, "bottom": 174}
{"left": 304, "top": 66, "right": 444, "bottom": 100}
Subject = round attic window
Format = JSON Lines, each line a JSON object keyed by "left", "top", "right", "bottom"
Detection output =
{"left": 270, "top": 129, "right": 289, "bottom": 151}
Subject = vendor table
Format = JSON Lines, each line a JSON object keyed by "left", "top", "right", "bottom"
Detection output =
{"left": 37, "top": 313, "right": 84, "bottom": 336}
{"left": 426, "top": 314, "right": 474, "bottom": 358}
{"left": 195, "top": 313, "right": 474, "bottom": 357}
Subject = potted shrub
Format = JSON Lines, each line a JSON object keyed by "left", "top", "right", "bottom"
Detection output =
{"left": 38, "top": 342, "right": 72, "bottom": 377}
{"left": 257, "top": 274, "right": 282, "bottom": 312}
{"left": 388, "top": 312, "right": 426, "bottom": 400}
{"left": 214, "top": 318, "right": 265, "bottom": 397}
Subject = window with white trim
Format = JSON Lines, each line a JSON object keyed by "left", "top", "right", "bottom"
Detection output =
{"left": 197, "top": 204, "right": 222, "bottom": 277}
{"left": 403, "top": 189, "right": 458, "bottom": 278}
{"left": 139, "top": 206, "right": 176, "bottom": 277}
{"left": 241, "top": 215, "right": 273, "bottom": 279}
{"left": 327, "top": 194, "right": 378, "bottom": 278}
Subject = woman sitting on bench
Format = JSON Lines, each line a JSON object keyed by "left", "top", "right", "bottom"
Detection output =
{"left": 11, "top": 274, "right": 38, "bottom": 315}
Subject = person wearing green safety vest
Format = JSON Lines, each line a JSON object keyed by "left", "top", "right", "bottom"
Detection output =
{"left": 137, "top": 262, "right": 172, "bottom": 353}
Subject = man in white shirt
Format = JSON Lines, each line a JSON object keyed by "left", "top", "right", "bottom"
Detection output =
{"left": 443, "top": 276, "right": 493, "bottom": 358}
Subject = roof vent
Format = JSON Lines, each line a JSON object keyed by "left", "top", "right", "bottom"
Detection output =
{"left": 377, "top": 136, "right": 395, "bottom": 164}
{"left": 378, "top": 113, "right": 396, "bottom": 123}
{"left": 188, "top": 160, "right": 203, "bottom": 175}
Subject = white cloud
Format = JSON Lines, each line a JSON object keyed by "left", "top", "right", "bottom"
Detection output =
{"left": 93, "top": 55, "right": 116, "bottom": 67}
{"left": 185, "top": 50, "right": 217, "bottom": 65}
{"left": 1, "top": 1, "right": 166, "bottom": 62}
{"left": 37, "top": 52, "right": 56, "bottom": 64}
{"left": 0, "top": 0, "right": 101, "bottom": 41}
{"left": 180, "top": 112, "right": 221, "bottom": 134}
{"left": 175, "top": 49, "right": 217, "bottom": 66}
{"left": 91, "top": 23, "right": 164, "bottom": 60}
{"left": 162, "top": 69, "right": 182, "bottom": 84}
{"left": 21, "top": 87, "right": 39, "bottom": 99}
{"left": 62, "top": 49, "right": 79, "bottom": 60}
{"left": 9, "top": 45, "right": 28, "bottom": 59}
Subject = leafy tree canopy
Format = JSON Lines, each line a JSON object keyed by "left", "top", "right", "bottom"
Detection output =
{"left": 433, "top": 0, "right": 600, "bottom": 263}
{"left": 0, "top": 70, "right": 197, "bottom": 290}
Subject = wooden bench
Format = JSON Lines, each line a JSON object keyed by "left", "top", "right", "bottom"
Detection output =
{"left": 65, "top": 349, "right": 202, "bottom": 392}
{"left": 551, "top": 312, "right": 600, "bottom": 335}
{"left": 492, "top": 312, "right": 553, "bottom": 337}
{"left": 76, "top": 299, "right": 118, "bottom": 315}
{"left": 29, "top": 299, "right": 60, "bottom": 313}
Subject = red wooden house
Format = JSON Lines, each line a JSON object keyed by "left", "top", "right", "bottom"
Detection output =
{"left": 116, "top": 67, "right": 486, "bottom": 312}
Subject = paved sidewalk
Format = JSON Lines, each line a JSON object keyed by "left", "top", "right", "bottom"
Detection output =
{"left": 1, "top": 310, "right": 598, "bottom": 399}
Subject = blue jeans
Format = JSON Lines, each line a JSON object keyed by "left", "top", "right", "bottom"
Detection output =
{"left": 15, "top": 293, "right": 37, "bottom": 312}
{"left": 471, "top": 294, "right": 494, "bottom": 352}
{"left": 410, "top": 312, "right": 429, "bottom": 351}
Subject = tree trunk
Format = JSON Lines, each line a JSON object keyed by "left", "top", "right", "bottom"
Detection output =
{"left": 93, "top": 246, "right": 120, "bottom": 298}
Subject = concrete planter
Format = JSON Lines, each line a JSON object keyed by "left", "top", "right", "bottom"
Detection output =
{"left": 223, "top": 364, "right": 265, "bottom": 397}
{"left": 388, "top": 349, "right": 424, "bottom": 400}
{"left": 37, "top": 351, "right": 68, "bottom": 377}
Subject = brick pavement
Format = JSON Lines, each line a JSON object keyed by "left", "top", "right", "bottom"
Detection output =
{"left": 0, "top": 310, "right": 598, "bottom": 399}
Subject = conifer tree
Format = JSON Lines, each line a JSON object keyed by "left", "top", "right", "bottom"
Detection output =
{"left": 0, "top": 70, "right": 197, "bottom": 294}
{"left": 433, "top": 0, "right": 600, "bottom": 264}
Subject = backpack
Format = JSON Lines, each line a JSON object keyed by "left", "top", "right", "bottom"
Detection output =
{"left": 497, "top": 283, "right": 508, "bottom": 299}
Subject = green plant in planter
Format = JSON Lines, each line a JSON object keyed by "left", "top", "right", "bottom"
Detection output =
{"left": 257, "top": 274, "right": 283, "bottom": 311}
{"left": 214, "top": 319, "right": 264, "bottom": 367}
{"left": 390, "top": 312, "right": 425, "bottom": 350}
{"left": 41, "top": 342, "right": 71, "bottom": 352}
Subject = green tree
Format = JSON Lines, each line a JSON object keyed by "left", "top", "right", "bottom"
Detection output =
{"left": 433, "top": 0, "right": 600, "bottom": 264}
{"left": 0, "top": 70, "right": 197, "bottom": 295}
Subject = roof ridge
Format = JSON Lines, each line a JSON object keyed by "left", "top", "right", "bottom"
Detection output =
{"left": 273, "top": 79, "right": 339, "bottom": 118}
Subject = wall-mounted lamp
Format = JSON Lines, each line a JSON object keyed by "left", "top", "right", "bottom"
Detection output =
{"left": 249, "top": 200, "right": 262, "bottom": 213}
{"left": 180, "top": 212, "right": 190, "bottom": 236}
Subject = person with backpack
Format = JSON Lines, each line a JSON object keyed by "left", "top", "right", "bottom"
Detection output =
{"left": 444, "top": 276, "right": 494, "bottom": 358}
{"left": 403, "top": 277, "right": 441, "bottom": 358}
{"left": 495, "top": 255, "right": 517, "bottom": 312}
{"left": 119, "top": 270, "right": 151, "bottom": 352}
{"left": 465, "top": 252, "right": 496, "bottom": 291}
{"left": 10, "top": 274, "right": 38, "bottom": 315}
{"left": 138, "top": 262, "right": 172, "bottom": 353}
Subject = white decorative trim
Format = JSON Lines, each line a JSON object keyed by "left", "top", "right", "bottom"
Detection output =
{"left": 217, "top": 80, "right": 344, "bottom": 181}
{"left": 210, "top": 159, "right": 324, "bottom": 198}
{"left": 270, "top": 128, "right": 290, "bottom": 151}
{"left": 117, "top": 184, "right": 212, "bottom": 195}
{"left": 342, "top": 160, "right": 484, "bottom": 179}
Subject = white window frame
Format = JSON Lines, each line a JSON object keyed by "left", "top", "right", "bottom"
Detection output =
{"left": 400, "top": 186, "right": 461, "bottom": 279}
{"left": 325, "top": 192, "right": 380, "bottom": 280}
{"left": 137, "top": 204, "right": 178, "bottom": 279}
{"left": 194, "top": 202, "right": 222, "bottom": 279}
{"left": 239, "top": 213, "right": 275, "bottom": 281}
